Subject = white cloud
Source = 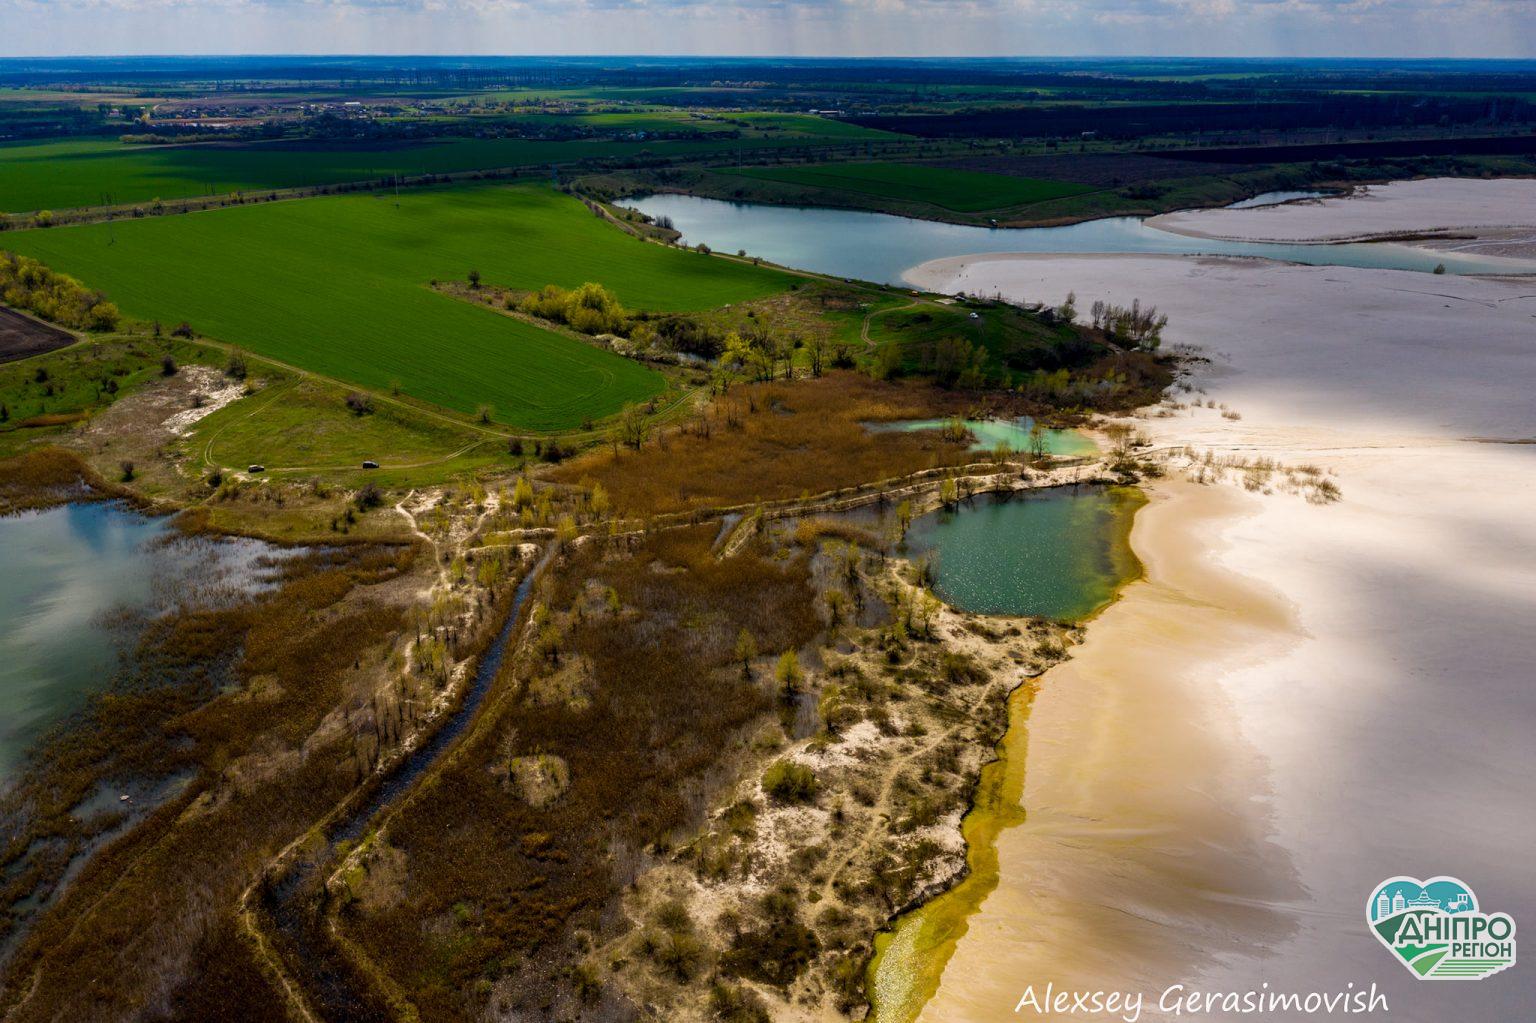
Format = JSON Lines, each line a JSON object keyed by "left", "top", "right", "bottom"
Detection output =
{"left": 2, "top": 0, "right": 1533, "bottom": 56}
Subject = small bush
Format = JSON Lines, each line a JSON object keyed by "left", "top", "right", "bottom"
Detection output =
{"left": 720, "top": 894, "right": 819, "bottom": 987}
{"left": 709, "top": 982, "right": 770, "bottom": 1023}
{"left": 355, "top": 481, "right": 384, "bottom": 510}
{"left": 763, "top": 760, "right": 817, "bottom": 804}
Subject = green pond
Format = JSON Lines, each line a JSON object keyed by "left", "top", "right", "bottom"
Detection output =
{"left": 869, "top": 417, "right": 1097, "bottom": 457}
{"left": 0, "top": 502, "right": 286, "bottom": 784}
{"left": 904, "top": 485, "right": 1142, "bottom": 621}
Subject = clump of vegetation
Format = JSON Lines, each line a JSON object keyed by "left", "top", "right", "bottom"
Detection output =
{"left": 518, "top": 281, "right": 629, "bottom": 336}
{"left": 354, "top": 480, "right": 384, "bottom": 510}
{"left": 709, "top": 981, "right": 770, "bottom": 1023}
{"left": 1088, "top": 298, "right": 1168, "bottom": 351}
{"left": 719, "top": 889, "right": 820, "bottom": 987}
{"left": 763, "top": 759, "right": 817, "bottom": 803}
{"left": 0, "top": 251, "right": 119, "bottom": 331}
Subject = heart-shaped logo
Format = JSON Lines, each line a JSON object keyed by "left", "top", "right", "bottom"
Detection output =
{"left": 1367, "top": 876, "right": 1517, "bottom": 980}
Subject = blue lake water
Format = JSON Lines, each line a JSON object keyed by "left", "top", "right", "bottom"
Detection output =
{"left": 628, "top": 193, "right": 1536, "bottom": 285}
{"left": 0, "top": 502, "right": 287, "bottom": 783}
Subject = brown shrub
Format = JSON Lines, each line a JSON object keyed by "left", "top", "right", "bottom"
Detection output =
{"left": 550, "top": 372, "right": 973, "bottom": 517}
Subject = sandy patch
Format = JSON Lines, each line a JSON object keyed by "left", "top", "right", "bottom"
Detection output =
{"left": 160, "top": 365, "right": 246, "bottom": 435}
{"left": 908, "top": 247, "right": 1536, "bottom": 1022}
{"left": 1146, "top": 177, "right": 1536, "bottom": 246}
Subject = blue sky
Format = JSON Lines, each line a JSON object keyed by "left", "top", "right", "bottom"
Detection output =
{"left": 3, "top": 0, "right": 1532, "bottom": 59}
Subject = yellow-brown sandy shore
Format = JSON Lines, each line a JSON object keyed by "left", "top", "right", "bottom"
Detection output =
{"left": 903, "top": 480, "right": 1304, "bottom": 1021}
{"left": 897, "top": 179, "right": 1536, "bottom": 1023}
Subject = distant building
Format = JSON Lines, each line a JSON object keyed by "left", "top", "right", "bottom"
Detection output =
{"left": 1393, "top": 891, "right": 1408, "bottom": 914}
{"left": 1376, "top": 891, "right": 1392, "bottom": 920}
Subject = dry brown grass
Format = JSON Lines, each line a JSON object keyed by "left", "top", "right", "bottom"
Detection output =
{"left": 0, "top": 446, "right": 120, "bottom": 515}
{"left": 339, "top": 526, "right": 825, "bottom": 1022}
{"left": 550, "top": 371, "right": 974, "bottom": 518}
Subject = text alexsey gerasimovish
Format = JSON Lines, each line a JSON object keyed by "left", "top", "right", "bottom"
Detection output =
{"left": 1015, "top": 982, "right": 1390, "bottom": 1021}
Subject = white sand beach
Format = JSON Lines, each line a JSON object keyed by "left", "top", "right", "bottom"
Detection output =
{"left": 1148, "top": 177, "right": 1536, "bottom": 247}
{"left": 906, "top": 183, "right": 1536, "bottom": 1022}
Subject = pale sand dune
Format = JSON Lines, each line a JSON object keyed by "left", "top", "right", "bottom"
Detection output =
{"left": 1147, "top": 177, "right": 1536, "bottom": 244}
{"left": 907, "top": 249, "right": 1536, "bottom": 1021}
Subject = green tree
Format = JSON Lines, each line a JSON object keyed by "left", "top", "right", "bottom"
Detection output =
{"left": 735, "top": 628, "right": 757, "bottom": 677}
{"left": 775, "top": 650, "right": 802, "bottom": 697}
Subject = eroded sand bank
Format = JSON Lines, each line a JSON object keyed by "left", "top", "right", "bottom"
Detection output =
{"left": 903, "top": 187, "right": 1536, "bottom": 1022}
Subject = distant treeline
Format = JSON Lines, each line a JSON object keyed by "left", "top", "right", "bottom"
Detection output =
{"left": 1148, "top": 133, "right": 1536, "bottom": 165}
{"left": 845, "top": 96, "right": 1536, "bottom": 140}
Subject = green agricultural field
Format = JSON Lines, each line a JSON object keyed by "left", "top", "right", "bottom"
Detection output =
{"left": 5, "top": 183, "right": 789, "bottom": 430}
{"left": 0, "top": 130, "right": 900, "bottom": 215}
{"left": 506, "top": 109, "right": 899, "bottom": 139}
{"left": 721, "top": 112, "right": 905, "bottom": 139}
{"left": 728, "top": 161, "right": 1093, "bottom": 212}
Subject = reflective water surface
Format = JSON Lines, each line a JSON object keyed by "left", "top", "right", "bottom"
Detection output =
{"left": 627, "top": 193, "right": 1536, "bottom": 284}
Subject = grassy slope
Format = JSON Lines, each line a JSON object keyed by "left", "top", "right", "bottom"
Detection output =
{"left": 191, "top": 376, "right": 502, "bottom": 484}
{"left": 0, "top": 129, "right": 901, "bottom": 214}
{"left": 6, "top": 183, "right": 788, "bottom": 430}
{"left": 868, "top": 301, "right": 1082, "bottom": 380}
{"left": 727, "top": 162, "right": 1092, "bottom": 212}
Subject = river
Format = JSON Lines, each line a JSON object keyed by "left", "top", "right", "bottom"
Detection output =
{"left": 626, "top": 193, "right": 1536, "bottom": 284}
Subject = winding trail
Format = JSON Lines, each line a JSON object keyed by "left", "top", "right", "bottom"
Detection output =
{"left": 860, "top": 299, "right": 926, "bottom": 350}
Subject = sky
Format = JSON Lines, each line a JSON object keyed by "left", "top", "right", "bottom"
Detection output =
{"left": 2, "top": 0, "right": 1534, "bottom": 59}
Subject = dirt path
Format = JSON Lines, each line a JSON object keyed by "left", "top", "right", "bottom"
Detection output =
{"left": 860, "top": 299, "right": 925, "bottom": 350}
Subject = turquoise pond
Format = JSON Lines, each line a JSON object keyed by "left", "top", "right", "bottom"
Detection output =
{"left": 0, "top": 502, "right": 288, "bottom": 784}
{"left": 902, "top": 486, "right": 1143, "bottom": 621}
{"left": 868, "top": 417, "right": 1098, "bottom": 457}
{"left": 626, "top": 194, "right": 1536, "bottom": 285}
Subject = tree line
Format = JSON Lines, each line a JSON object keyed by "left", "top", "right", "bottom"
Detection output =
{"left": 1, "top": 252, "right": 120, "bottom": 332}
